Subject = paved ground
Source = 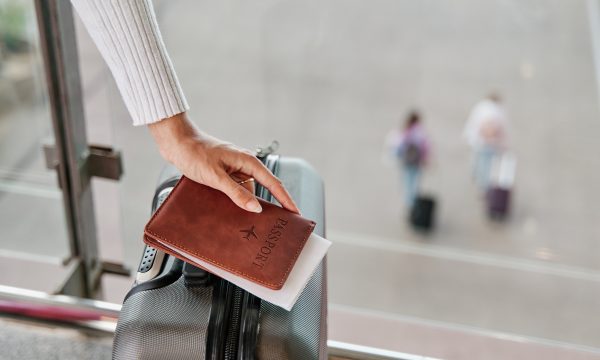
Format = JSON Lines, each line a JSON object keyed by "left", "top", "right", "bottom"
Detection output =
{"left": 0, "top": 318, "right": 111, "bottom": 360}
{"left": 2, "top": 0, "right": 600, "bottom": 358}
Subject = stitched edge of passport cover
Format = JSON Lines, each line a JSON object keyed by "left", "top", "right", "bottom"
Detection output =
{"left": 143, "top": 177, "right": 316, "bottom": 290}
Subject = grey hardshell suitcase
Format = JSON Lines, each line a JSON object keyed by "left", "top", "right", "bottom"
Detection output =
{"left": 112, "top": 153, "right": 328, "bottom": 360}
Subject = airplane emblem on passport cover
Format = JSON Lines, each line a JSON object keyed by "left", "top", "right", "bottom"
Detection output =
{"left": 240, "top": 225, "right": 258, "bottom": 240}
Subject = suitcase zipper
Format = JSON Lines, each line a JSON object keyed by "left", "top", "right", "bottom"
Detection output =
{"left": 206, "top": 278, "right": 234, "bottom": 360}
{"left": 236, "top": 290, "right": 261, "bottom": 359}
{"left": 222, "top": 154, "right": 279, "bottom": 360}
{"left": 223, "top": 286, "right": 243, "bottom": 360}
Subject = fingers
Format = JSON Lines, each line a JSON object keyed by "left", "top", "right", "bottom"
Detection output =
{"left": 238, "top": 178, "right": 255, "bottom": 194}
{"left": 160, "top": 129, "right": 299, "bottom": 214}
{"left": 230, "top": 172, "right": 255, "bottom": 193}
{"left": 213, "top": 170, "right": 262, "bottom": 213}
{"left": 240, "top": 155, "right": 300, "bottom": 214}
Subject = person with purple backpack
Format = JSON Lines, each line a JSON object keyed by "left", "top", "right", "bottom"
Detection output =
{"left": 393, "top": 111, "right": 430, "bottom": 208}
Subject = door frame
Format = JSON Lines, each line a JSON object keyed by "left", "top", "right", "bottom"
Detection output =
{"left": 34, "top": 0, "right": 100, "bottom": 297}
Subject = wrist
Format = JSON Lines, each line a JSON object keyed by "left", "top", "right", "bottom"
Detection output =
{"left": 148, "top": 112, "right": 198, "bottom": 164}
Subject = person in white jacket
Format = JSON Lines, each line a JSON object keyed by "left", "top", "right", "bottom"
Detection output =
{"left": 463, "top": 93, "right": 509, "bottom": 191}
{"left": 69, "top": 0, "right": 299, "bottom": 215}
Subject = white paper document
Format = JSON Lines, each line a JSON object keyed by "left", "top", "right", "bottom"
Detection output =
{"left": 161, "top": 233, "right": 331, "bottom": 311}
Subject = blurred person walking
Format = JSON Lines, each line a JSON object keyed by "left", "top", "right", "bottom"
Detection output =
{"left": 463, "top": 93, "right": 509, "bottom": 191}
{"left": 389, "top": 111, "right": 430, "bottom": 208}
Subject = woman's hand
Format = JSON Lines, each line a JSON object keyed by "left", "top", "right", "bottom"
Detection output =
{"left": 148, "top": 112, "right": 299, "bottom": 214}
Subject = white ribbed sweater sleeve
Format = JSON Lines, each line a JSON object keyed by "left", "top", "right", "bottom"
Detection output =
{"left": 70, "top": 0, "right": 189, "bottom": 126}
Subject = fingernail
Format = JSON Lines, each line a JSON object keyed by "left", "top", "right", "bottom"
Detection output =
{"left": 247, "top": 200, "right": 262, "bottom": 213}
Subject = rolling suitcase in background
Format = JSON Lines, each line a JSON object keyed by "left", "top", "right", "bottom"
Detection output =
{"left": 112, "top": 150, "right": 328, "bottom": 360}
{"left": 487, "top": 187, "right": 510, "bottom": 219}
{"left": 486, "top": 153, "right": 516, "bottom": 220}
{"left": 410, "top": 195, "right": 436, "bottom": 231}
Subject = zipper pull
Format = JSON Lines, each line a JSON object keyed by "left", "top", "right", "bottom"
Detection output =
{"left": 255, "top": 140, "right": 279, "bottom": 159}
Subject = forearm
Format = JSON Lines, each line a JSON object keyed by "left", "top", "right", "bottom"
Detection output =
{"left": 70, "top": 0, "right": 188, "bottom": 125}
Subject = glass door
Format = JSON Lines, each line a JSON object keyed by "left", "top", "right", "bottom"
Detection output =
{"left": 0, "top": 0, "right": 123, "bottom": 299}
{"left": 0, "top": 0, "right": 74, "bottom": 293}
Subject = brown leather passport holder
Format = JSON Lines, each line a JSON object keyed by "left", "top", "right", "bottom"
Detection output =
{"left": 143, "top": 176, "right": 316, "bottom": 290}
